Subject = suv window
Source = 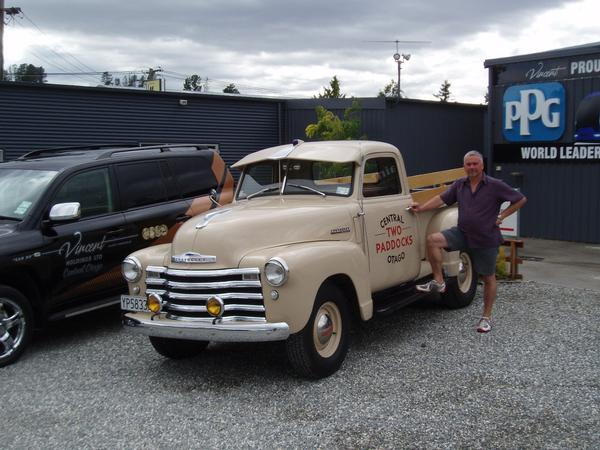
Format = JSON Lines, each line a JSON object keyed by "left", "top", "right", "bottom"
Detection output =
{"left": 115, "top": 161, "right": 168, "bottom": 209}
{"left": 53, "top": 167, "right": 114, "bottom": 218}
{"left": 362, "top": 157, "right": 401, "bottom": 197}
{"left": 168, "top": 155, "right": 218, "bottom": 197}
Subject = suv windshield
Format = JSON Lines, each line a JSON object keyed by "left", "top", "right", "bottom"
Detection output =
{"left": 0, "top": 168, "right": 58, "bottom": 220}
{"left": 237, "top": 159, "right": 354, "bottom": 200}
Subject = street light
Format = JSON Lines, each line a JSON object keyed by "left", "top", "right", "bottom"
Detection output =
{"left": 393, "top": 53, "right": 411, "bottom": 99}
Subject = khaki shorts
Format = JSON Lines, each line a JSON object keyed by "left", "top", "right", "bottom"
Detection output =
{"left": 441, "top": 227, "right": 498, "bottom": 276}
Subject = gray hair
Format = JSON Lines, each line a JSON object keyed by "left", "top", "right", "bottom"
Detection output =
{"left": 463, "top": 150, "right": 483, "bottom": 162}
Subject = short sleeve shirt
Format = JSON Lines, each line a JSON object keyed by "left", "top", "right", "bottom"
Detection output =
{"left": 440, "top": 175, "right": 524, "bottom": 248}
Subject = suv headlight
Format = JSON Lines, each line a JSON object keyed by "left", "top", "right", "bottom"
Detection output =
{"left": 264, "top": 258, "right": 289, "bottom": 286}
{"left": 122, "top": 256, "right": 142, "bottom": 283}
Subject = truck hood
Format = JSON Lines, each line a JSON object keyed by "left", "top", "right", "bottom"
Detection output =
{"left": 169, "top": 197, "right": 358, "bottom": 268}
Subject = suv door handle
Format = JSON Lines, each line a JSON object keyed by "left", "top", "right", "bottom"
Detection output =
{"left": 176, "top": 214, "right": 191, "bottom": 222}
{"left": 105, "top": 227, "right": 125, "bottom": 236}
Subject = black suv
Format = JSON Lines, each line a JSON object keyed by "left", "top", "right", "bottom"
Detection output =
{"left": 0, "top": 143, "right": 234, "bottom": 366}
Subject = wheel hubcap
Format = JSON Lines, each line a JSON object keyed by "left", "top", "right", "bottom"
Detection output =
{"left": 0, "top": 298, "right": 26, "bottom": 360}
{"left": 313, "top": 301, "right": 342, "bottom": 358}
{"left": 457, "top": 253, "right": 473, "bottom": 293}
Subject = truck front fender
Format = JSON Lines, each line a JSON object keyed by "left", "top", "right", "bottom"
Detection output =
{"left": 426, "top": 207, "right": 462, "bottom": 277}
{"left": 239, "top": 241, "right": 372, "bottom": 334}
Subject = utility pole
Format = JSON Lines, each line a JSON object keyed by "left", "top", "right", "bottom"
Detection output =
{"left": 0, "top": 2, "right": 22, "bottom": 81}
{"left": 1, "top": 0, "right": 4, "bottom": 81}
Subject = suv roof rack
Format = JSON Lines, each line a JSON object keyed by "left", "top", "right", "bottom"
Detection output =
{"left": 18, "top": 143, "right": 220, "bottom": 160}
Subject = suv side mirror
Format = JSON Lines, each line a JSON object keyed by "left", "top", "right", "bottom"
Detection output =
{"left": 49, "top": 202, "right": 82, "bottom": 222}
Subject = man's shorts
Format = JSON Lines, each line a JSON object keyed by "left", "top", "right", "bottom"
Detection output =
{"left": 441, "top": 227, "right": 498, "bottom": 276}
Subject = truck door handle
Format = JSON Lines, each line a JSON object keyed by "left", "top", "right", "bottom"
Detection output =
{"left": 176, "top": 214, "right": 191, "bottom": 222}
{"left": 105, "top": 227, "right": 125, "bottom": 236}
{"left": 356, "top": 211, "right": 365, "bottom": 217}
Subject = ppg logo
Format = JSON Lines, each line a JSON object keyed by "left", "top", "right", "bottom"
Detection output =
{"left": 503, "top": 82, "right": 565, "bottom": 141}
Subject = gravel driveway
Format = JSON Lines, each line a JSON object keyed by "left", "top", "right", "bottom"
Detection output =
{"left": 2, "top": 281, "right": 599, "bottom": 449}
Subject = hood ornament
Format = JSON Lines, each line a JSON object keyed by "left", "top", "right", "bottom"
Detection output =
{"left": 171, "top": 252, "right": 217, "bottom": 264}
{"left": 196, "top": 208, "right": 232, "bottom": 229}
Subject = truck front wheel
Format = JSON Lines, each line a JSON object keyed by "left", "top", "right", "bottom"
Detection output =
{"left": 285, "top": 284, "right": 350, "bottom": 379}
{"left": 442, "top": 251, "right": 478, "bottom": 309}
{"left": 0, "top": 285, "right": 34, "bottom": 368}
{"left": 149, "top": 336, "right": 209, "bottom": 359}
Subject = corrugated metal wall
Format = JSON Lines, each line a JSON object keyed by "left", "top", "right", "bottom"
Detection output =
{"left": 383, "top": 100, "right": 485, "bottom": 175}
{"left": 286, "top": 97, "right": 485, "bottom": 176}
{"left": 0, "top": 82, "right": 282, "bottom": 176}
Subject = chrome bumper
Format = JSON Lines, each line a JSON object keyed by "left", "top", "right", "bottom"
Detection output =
{"left": 122, "top": 312, "right": 290, "bottom": 342}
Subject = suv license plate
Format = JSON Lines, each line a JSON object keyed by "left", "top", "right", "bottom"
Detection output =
{"left": 121, "top": 295, "right": 149, "bottom": 312}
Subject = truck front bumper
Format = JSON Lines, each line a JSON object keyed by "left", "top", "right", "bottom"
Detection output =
{"left": 123, "top": 312, "right": 290, "bottom": 342}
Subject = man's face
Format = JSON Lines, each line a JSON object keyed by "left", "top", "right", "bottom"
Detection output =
{"left": 464, "top": 155, "right": 484, "bottom": 178}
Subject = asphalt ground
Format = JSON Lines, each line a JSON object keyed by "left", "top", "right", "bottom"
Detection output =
{"left": 2, "top": 282, "right": 598, "bottom": 449}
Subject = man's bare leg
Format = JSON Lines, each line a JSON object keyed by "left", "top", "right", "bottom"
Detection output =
{"left": 480, "top": 274, "right": 497, "bottom": 318}
{"left": 426, "top": 232, "right": 448, "bottom": 284}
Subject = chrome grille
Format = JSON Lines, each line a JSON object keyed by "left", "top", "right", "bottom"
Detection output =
{"left": 145, "top": 266, "right": 264, "bottom": 321}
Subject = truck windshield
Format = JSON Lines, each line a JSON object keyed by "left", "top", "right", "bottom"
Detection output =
{"left": 0, "top": 168, "right": 58, "bottom": 220}
{"left": 237, "top": 160, "right": 354, "bottom": 200}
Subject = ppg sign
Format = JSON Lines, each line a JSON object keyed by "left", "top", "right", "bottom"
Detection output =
{"left": 503, "top": 82, "right": 565, "bottom": 141}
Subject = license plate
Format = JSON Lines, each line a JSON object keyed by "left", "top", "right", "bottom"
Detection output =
{"left": 121, "top": 295, "right": 149, "bottom": 312}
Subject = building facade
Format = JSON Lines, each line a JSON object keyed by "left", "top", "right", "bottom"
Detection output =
{"left": 485, "top": 42, "right": 600, "bottom": 243}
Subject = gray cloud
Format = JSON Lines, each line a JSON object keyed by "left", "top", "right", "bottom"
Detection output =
{"left": 6, "top": 0, "right": 590, "bottom": 100}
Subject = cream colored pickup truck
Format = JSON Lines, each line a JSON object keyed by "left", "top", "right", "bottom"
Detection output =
{"left": 121, "top": 140, "right": 476, "bottom": 378}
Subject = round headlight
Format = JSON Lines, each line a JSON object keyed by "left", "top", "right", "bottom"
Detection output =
{"left": 264, "top": 258, "right": 289, "bottom": 287}
{"left": 122, "top": 256, "right": 142, "bottom": 282}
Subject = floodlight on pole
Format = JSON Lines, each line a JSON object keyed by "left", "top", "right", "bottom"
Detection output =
{"left": 366, "top": 39, "right": 430, "bottom": 100}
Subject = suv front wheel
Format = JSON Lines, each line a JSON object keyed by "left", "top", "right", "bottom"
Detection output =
{"left": 0, "top": 286, "right": 33, "bottom": 367}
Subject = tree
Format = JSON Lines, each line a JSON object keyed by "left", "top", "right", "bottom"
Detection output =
{"left": 183, "top": 74, "right": 203, "bottom": 91}
{"left": 7, "top": 64, "right": 47, "bottom": 83}
{"left": 316, "top": 75, "right": 346, "bottom": 99}
{"left": 223, "top": 83, "right": 240, "bottom": 94}
{"left": 305, "top": 99, "right": 364, "bottom": 140}
{"left": 101, "top": 71, "right": 113, "bottom": 86}
{"left": 378, "top": 79, "right": 403, "bottom": 98}
{"left": 433, "top": 80, "right": 452, "bottom": 102}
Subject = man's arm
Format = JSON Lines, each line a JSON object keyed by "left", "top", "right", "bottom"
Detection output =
{"left": 497, "top": 196, "right": 527, "bottom": 225}
{"left": 411, "top": 194, "right": 446, "bottom": 213}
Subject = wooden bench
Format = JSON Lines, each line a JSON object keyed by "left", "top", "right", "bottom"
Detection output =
{"left": 502, "top": 238, "right": 524, "bottom": 280}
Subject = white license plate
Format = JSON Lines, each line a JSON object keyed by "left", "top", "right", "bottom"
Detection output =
{"left": 120, "top": 295, "right": 149, "bottom": 312}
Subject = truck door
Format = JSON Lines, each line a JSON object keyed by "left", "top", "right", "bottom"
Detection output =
{"left": 360, "top": 155, "right": 420, "bottom": 291}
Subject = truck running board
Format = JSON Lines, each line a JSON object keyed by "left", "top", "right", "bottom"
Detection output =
{"left": 372, "top": 277, "right": 433, "bottom": 316}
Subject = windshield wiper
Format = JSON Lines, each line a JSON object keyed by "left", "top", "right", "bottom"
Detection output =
{"left": 246, "top": 186, "right": 280, "bottom": 200}
{"left": 285, "top": 183, "right": 327, "bottom": 197}
{"left": 0, "top": 215, "right": 20, "bottom": 221}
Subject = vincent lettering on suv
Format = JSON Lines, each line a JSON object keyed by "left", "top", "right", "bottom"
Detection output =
{"left": 0, "top": 143, "right": 233, "bottom": 367}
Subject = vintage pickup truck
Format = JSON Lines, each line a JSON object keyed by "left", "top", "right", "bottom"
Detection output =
{"left": 121, "top": 140, "right": 476, "bottom": 378}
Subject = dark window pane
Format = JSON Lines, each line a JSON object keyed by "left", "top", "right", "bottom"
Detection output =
{"left": 362, "top": 157, "right": 401, "bottom": 197}
{"left": 168, "top": 155, "right": 218, "bottom": 198}
{"left": 115, "top": 162, "right": 167, "bottom": 209}
{"left": 54, "top": 168, "right": 113, "bottom": 218}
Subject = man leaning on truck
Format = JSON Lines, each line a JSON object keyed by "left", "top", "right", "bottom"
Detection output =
{"left": 410, "top": 150, "right": 527, "bottom": 333}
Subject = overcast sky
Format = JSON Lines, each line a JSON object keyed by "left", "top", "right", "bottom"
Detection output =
{"left": 3, "top": 0, "right": 599, "bottom": 103}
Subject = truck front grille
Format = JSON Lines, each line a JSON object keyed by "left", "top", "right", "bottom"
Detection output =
{"left": 145, "top": 266, "right": 265, "bottom": 322}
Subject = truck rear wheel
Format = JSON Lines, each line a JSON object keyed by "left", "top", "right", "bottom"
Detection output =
{"left": 0, "top": 285, "right": 33, "bottom": 368}
{"left": 149, "top": 336, "right": 209, "bottom": 359}
{"left": 442, "top": 251, "right": 478, "bottom": 309}
{"left": 285, "top": 284, "right": 349, "bottom": 379}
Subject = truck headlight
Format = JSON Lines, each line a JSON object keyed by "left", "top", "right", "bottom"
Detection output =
{"left": 122, "top": 256, "right": 142, "bottom": 282}
{"left": 264, "top": 258, "right": 289, "bottom": 286}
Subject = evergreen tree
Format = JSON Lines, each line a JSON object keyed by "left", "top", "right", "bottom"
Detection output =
{"left": 317, "top": 75, "right": 346, "bottom": 99}
{"left": 433, "top": 80, "right": 453, "bottom": 102}
{"left": 223, "top": 83, "right": 240, "bottom": 94}
{"left": 305, "top": 99, "right": 364, "bottom": 140}
{"left": 183, "top": 74, "right": 203, "bottom": 91}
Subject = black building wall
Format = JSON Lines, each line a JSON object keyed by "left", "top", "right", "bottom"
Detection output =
{"left": 1, "top": 82, "right": 485, "bottom": 191}
{"left": 0, "top": 82, "right": 283, "bottom": 176}
{"left": 286, "top": 97, "right": 485, "bottom": 175}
